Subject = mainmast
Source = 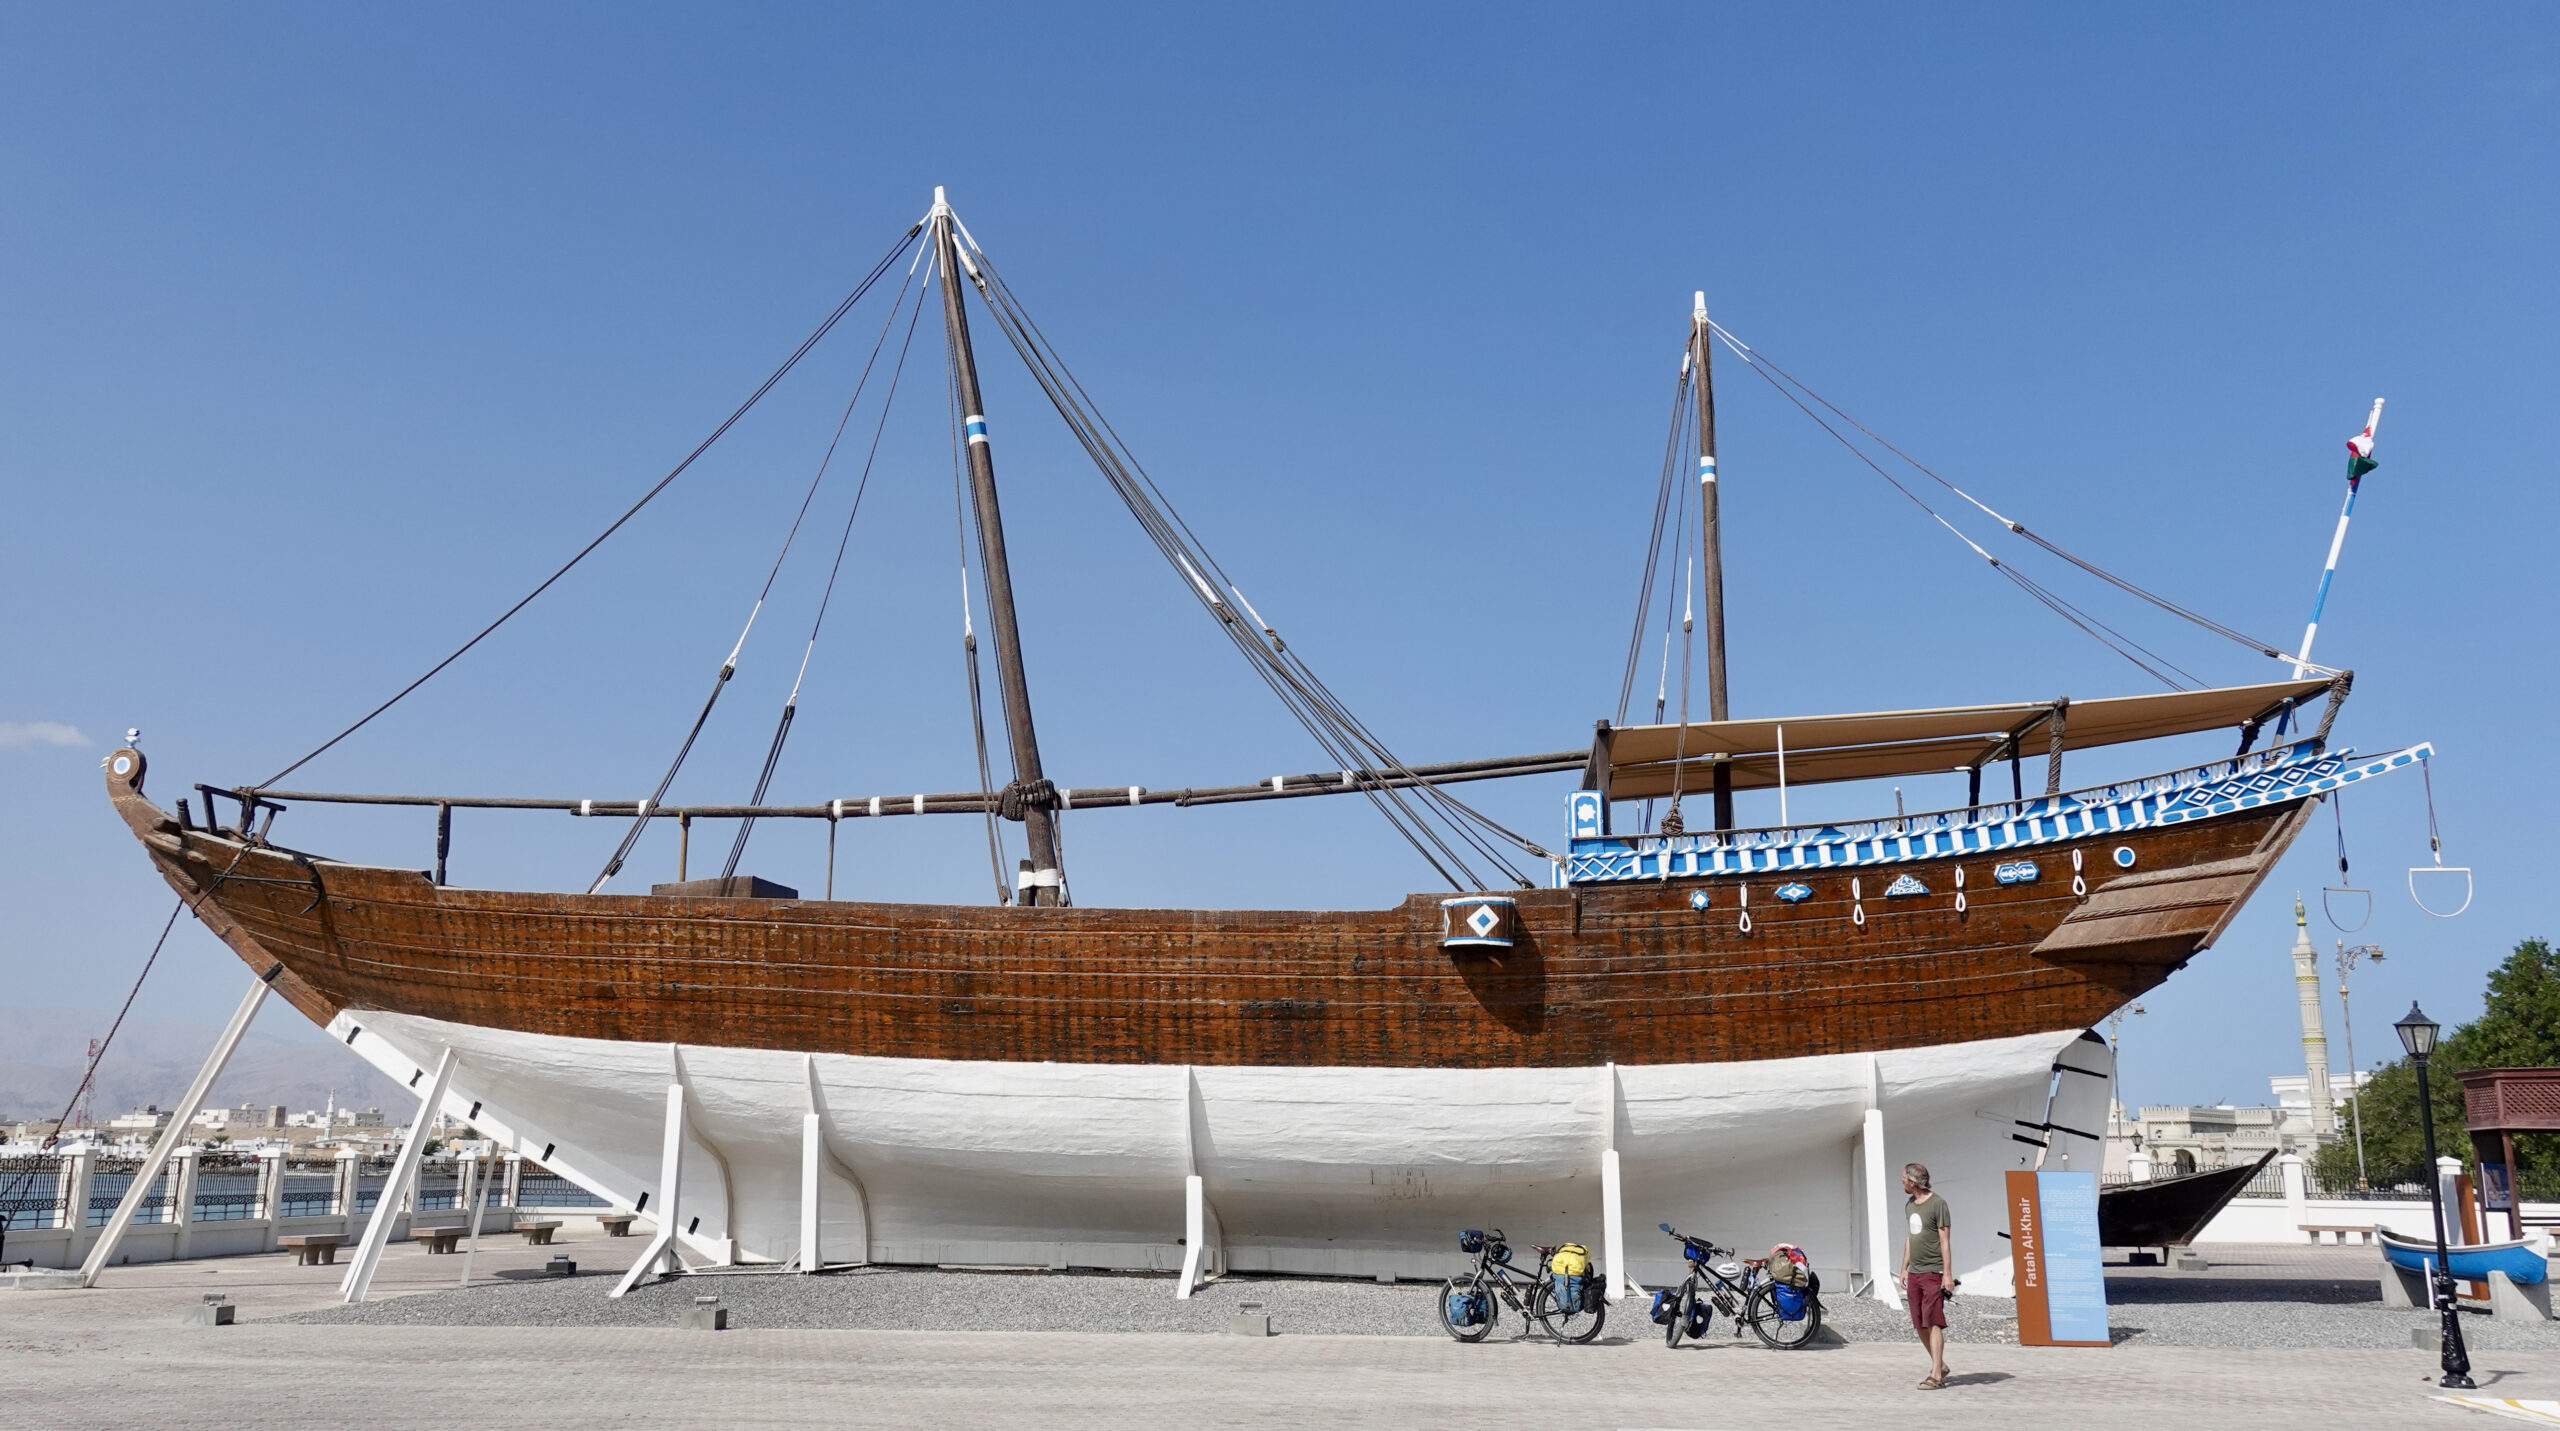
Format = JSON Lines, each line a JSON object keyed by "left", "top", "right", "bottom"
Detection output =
{"left": 931, "top": 188, "right": 1066, "bottom": 905}
{"left": 1690, "top": 292, "right": 1734, "bottom": 830}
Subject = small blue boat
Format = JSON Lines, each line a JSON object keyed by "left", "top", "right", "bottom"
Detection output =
{"left": 2378, "top": 1227, "right": 2550, "bottom": 1286}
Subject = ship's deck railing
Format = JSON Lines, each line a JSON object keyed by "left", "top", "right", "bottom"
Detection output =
{"left": 1579, "top": 738, "right": 2329, "bottom": 855}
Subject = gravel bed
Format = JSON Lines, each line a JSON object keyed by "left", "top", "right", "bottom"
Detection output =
{"left": 273, "top": 1265, "right": 2560, "bottom": 1352}
{"left": 276, "top": 1267, "right": 1451, "bottom": 1337}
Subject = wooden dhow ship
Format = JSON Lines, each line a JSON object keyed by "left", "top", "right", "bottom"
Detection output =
{"left": 108, "top": 190, "right": 2430, "bottom": 1295}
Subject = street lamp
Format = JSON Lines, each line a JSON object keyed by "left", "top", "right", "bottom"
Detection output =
{"left": 2336, "top": 944, "right": 2384, "bottom": 1187}
{"left": 2396, "top": 1002, "right": 2472, "bottom": 1389}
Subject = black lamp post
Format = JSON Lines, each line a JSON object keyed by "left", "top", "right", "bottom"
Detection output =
{"left": 2396, "top": 1002, "right": 2472, "bottom": 1388}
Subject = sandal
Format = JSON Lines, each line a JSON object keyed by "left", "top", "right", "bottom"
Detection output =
{"left": 1918, "top": 1373, "right": 1945, "bottom": 1390}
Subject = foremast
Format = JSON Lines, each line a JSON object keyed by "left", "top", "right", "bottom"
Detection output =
{"left": 930, "top": 188, "right": 1066, "bottom": 905}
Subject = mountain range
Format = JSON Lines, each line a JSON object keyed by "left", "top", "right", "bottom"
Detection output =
{"left": 1, "top": 1005, "right": 407, "bottom": 1123}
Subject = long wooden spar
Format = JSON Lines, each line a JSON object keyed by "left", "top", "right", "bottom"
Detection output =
{"left": 230, "top": 750, "right": 1589, "bottom": 826}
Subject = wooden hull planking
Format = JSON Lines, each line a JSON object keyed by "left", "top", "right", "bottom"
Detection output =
{"left": 105, "top": 749, "right": 2311, "bottom": 1071}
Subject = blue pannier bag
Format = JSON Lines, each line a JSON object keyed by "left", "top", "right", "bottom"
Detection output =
{"left": 1773, "top": 1282, "right": 1807, "bottom": 1320}
{"left": 1558, "top": 1274, "right": 1583, "bottom": 1314}
{"left": 1648, "top": 1289, "right": 1678, "bottom": 1325}
{"left": 1458, "top": 1229, "right": 1486, "bottom": 1254}
{"left": 1446, "top": 1290, "right": 1487, "bottom": 1326}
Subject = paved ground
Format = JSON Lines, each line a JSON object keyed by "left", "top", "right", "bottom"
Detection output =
{"left": 6, "top": 1234, "right": 2554, "bottom": 1429}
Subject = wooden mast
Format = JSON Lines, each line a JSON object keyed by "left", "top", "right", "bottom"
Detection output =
{"left": 1691, "top": 291, "right": 1734, "bottom": 831}
{"left": 931, "top": 188, "right": 1065, "bottom": 904}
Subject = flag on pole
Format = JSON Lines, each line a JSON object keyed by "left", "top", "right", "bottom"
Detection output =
{"left": 2345, "top": 398, "right": 2383, "bottom": 481}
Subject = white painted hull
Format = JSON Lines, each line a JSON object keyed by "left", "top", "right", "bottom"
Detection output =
{"left": 337, "top": 1010, "right": 2102, "bottom": 1295}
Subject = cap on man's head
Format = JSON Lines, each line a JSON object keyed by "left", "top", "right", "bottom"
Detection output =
{"left": 1901, "top": 1162, "right": 1931, "bottom": 1191}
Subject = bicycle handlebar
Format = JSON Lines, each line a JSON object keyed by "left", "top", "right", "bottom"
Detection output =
{"left": 1657, "top": 1224, "right": 1723, "bottom": 1256}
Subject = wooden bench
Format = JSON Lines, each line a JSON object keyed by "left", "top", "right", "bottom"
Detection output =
{"left": 277, "top": 1234, "right": 346, "bottom": 1266}
{"left": 596, "top": 1214, "right": 636, "bottom": 1237}
{"left": 419, "top": 1228, "right": 465, "bottom": 1254}
{"left": 2301, "top": 1223, "right": 2375, "bottom": 1245}
{"left": 513, "top": 1220, "right": 563, "bottom": 1245}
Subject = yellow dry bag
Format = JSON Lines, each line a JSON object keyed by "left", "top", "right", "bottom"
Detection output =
{"left": 1549, "top": 1242, "right": 1591, "bottom": 1277}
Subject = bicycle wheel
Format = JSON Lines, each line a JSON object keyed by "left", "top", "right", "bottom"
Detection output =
{"left": 1534, "top": 1278, "right": 1607, "bottom": 1344}
{"left": 1743, "top": 1282, "right": 1822, "bottom": 1350}
{"left": 1663, "top": 1283, "right": 1691, "bottom": 1348}
{"left": 1438, "top": 1274, "right": 1497, "bottom": 1343}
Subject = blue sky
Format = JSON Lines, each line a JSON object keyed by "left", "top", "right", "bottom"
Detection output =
{"left": 3, "top": 4, "right": 2552, "bottom": 1111}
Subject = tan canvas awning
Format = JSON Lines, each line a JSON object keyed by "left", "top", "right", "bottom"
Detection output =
{"left": 1595, "top": 678, "right": 2336, "bottom": 801}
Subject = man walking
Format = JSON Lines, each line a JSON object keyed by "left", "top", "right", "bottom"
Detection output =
{"left": 1900, "top": 1162, "right": 1954, "bottom": 1389}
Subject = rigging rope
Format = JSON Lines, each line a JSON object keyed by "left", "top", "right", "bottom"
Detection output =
{"left": 589, "top": 229, "right": 932, "bottom": 892}
{"left": 1707, "top": 328, "right": 2201, "bottom": 691}
{"left": 0, "top": 881, "right": 216, "bottom": 1264}
{"left": 1706, "top": 320, "right": 2323, "bottom": 675}
{"left": 262, "top": 225, "right": 926, "bottom": 789}
{"left": 1615, "top": 362, "right": 1697, "bottom": 724}
{"left": 723, "top": 252, "right": 932, "bottom": 879}
{"left": 954, "top": 241, "right": 1537, "bottom": 888}
{"left": 939, "top": 260, "right": 1480, "bottom": 886}
{"left": 978, "top": 254, "right": 1544, "bottom": 882}
{"left": 1625, "top": 369, "right": 1697, "bottom": 830}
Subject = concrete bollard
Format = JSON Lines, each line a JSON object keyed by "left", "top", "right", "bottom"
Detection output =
{"left": 183, "top": 1294, "right": 235, "bottom": 1327}
{"left": 684, "top": 1294, "right": 727, "bottom": 1331}
{"left": 2173, "top": 1250, "right": 2209, "bottom": 1272}
{"left": 1227, "top": 1300, "right": 1272, "bottom": 1337}
{"left": 544, "top": 1256, "right": 577, "bottom": 1277}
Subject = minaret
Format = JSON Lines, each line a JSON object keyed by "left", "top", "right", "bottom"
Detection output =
{"left": 2290, "top": 896, "right": 2335, "bottom": 1140}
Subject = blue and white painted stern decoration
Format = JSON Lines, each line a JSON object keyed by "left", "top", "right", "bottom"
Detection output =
{"left": 1687, "top": 889, "right": 1712, "bottom": 911}
{"left": 1884, "top": 873, "right": 1928, "bottom": 897}
{"left": 1994, "top": 860, "right": 2040, "bottom": 885}
{"left": 1568, "top": 791, "right": 1605, "bottom": 841}
{"left": 1556, "top": 740, "right": 2431, "bottom": 888}
{"left": 1439, "top": 896, "right": 1517, "bottom": 950}
{"left": 1774, "top": 882, "right": 1813, "bottom": 903}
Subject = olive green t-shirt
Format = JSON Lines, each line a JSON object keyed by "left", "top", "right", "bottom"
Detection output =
{"left": 1905, "top": 1191, "right": 1950, "bottom": 1274}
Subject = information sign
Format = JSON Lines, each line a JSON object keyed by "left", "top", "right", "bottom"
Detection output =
{"left": 2006, "top": 1168, "right": 2109, "bottom": 1347}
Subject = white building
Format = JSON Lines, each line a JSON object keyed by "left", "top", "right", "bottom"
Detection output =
{"left": 2112, "top": 1071, "right": 2374, "bottom": 1174}
{"left": 190, "top": 1103, "right": 288, "bottom": 1131}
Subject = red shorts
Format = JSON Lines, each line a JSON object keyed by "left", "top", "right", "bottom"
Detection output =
{"left": 1905, "top": 1272, "right": 1947, "bottom": 1330}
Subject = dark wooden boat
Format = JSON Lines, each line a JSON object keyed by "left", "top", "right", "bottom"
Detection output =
{"left": 2098, "top": 1150, "right": 2275, "bottom": 1249}
{"left": 107, "top": 190, "right": 2432, "bottom": 1291}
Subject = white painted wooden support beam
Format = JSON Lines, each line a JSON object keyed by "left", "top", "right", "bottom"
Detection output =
{"left": 1600, "top": 1064, "right": 1637, "bottom": 1300}
{"left": 343, "top": 1046, "right": 458, "bottom": 1303}
{"left": 170, "top": 1147, "right": 200, "bottom": 1261}
{"left": 610, "top": 1083, "right": 687, "bottom": 1299}
{"left": 457, "top": 1154, "right": 493, "bottom": 1288}
{"left": 798, "top": 1112, "right": 822, "bottom": 1274}
{"left": 1174, "top": 1172, "right": 1223, "bottom": 1297}
{"left": 1173, "top": 1065, "right": 1221, "bottom": 1299}
{"left": 1861, "top": 1105, "right": 1901, "bottom": 1308}
{"left": 80, "top": 972, "right": 272, "bottom": 1286}
{"left": 1602, "top": 1150, "right": 1631, "bottom": 1300}
{"left": 1177, "top": 1174, "right": 1210, "bottom": 1298}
